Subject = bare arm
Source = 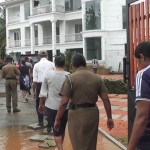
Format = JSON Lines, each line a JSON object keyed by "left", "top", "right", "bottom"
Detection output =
{"left": 100, "top": 93, "right": 112, "bottom": 119}
{"left": 99, "top": 93, "right": 114, "bottom": 130}
{"left": 128, "top": 101, "right": 150, "bottom": 150}
{"left": 39, "top": 97, "right": 45, "bottom": 113}
{"left": 15, "top": 66, "right": 20, "bottom": 76}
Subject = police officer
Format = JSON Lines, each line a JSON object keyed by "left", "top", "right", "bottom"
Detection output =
{"left": 2, "top": 55, "right": 20, "bottom": 113}
{"left": 54, "top": 53, "right": 114, "bottom": 150}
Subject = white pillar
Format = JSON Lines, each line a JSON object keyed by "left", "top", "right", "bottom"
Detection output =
{"left": 30, "top": 24, "right": 35, "bottom": 54}
{"left": 30, "top": 0, "right": 33, "bottom": 15}
{"left": 38, "top": 24, "right": 43, "bottom": 46}
{"left": 100, "top": 0, "right": 104, "bottom": 30}
{"left": 6, "top": 8, "right": 8, "bottom": 25}
{"left": 20, "top": 3, "right": 25, "bottom": 22}
{"left": 6, "top": 29, "right": 9, "bottom": 49}
{"left": 83, "top": 37, "right": 87, "bottom": 59}
{"left": 82, "top": 1, "right": 86, "bottom": 31}
{"left": 59, "top": 21, "right": 65, "bottom": 43}
{"left": 21, "top": 27, "right": 25, "bottom": 47}
{"left": 101, "top": 36, "right": 105, "bottom": 61}
{"left": 52, "top": 0, "right": 56, "bottom": 12}
{"left": 51, "top": 20, "right": 57, "bottom": 56}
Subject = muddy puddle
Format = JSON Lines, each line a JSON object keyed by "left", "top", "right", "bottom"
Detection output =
{"left": 0, "top": 125, "right": 53, "bottom": 150}
{"left": 0, "top": 125, "right": 121, "bottom": 150}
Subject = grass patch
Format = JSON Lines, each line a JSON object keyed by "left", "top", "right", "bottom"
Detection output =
{"left": 113, "top": 136, "right": 128, "bottom": 147}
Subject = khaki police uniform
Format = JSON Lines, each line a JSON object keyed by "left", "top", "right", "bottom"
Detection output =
{"left": 60, "top": 67, "right": 108, "bottom": 150}
{"left": 2, "top": 64, "right": 20, "bottom": 111}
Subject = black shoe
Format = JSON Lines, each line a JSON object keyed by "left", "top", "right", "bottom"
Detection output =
{"left": 7, "top": 109, "right": 11, "bottom": 113}
{"left": 13, "top": 109, "right": 21, "bottom": 113}
{"left": 38, "top": 122, "right": 44, "bottom": 127}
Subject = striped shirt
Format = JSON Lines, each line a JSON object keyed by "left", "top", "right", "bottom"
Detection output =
{"left": 135, "top": 65, "right": 150, "bottom": 142}
{"left": 136, "top": 65, "right": 150, "bottom": 102}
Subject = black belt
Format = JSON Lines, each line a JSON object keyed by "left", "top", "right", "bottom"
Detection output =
{"left": 37, "top": 82, "right": 42, "bottom": 84}
{"left": 69, "top": 103, "right": 96, "bottom": 110}
{"left": 6, "top": 78, "right": 16, "bottom": 80}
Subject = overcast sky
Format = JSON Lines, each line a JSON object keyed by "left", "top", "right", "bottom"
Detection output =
{"left": 0, "top": 0, "right": 4, "bottom": 3}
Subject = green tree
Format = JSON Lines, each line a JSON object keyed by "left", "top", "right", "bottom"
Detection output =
{"left": 65, "top": 50, "right": 74, "bottom": 72}
{"left": 0, "top": 6, "right": 6, "bottom": 59}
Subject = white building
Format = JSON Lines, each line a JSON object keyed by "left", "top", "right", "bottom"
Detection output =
{"left": 1, "top": 0, "right": 126, "bottom": 71}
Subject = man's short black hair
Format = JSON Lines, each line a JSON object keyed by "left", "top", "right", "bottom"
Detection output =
{"left": 22, "top": 59, "right": 26, "bottom": 65}
{"left": 135, "top": 42, "right": 150, "bottom": 59}
{"left": 5, "top": 55, "right": 13, "bottom": 62}
{"left": 54, "top": 56, "right": 65, "bottom": 67}
{"left": 71, "top": 53, "right": 86, "bottom": 68}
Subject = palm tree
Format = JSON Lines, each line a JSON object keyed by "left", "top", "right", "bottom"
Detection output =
{"left": 0, "top": 6, "right": 6, "bottom": 59}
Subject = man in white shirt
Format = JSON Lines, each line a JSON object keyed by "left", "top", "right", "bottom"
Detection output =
{"left": 32, "top": 50, "right": 55, "bottom": 126}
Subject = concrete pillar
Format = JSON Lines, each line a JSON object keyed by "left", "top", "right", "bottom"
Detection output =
{"left": 6, "top": 8, "right": 8, "bottom": 25}
{"left": 30, "top": 24, "right": 35, "bottom": 54}
{"left": 52, "top": 0, "right": 56, "bottom": 12}
{"left": 21, "top": 27, "right": 25, "bottom": 47}
{"left": 6, "top": 29, "right": 9, "bottom": 49}
{"left": 20, "top": 3, "right": 25, "bottom": 22}
{"left": 100, "top": 0, "right": 104, "bottom": 30}
{"left": 101, "top": 36, "right": 105, "bottom": 61}
{"left": 51, "top": 20, "right": 57, "bottom": 56}
{"left": 59, "top": 21, "right": 65, "bottom": 43}
{"left": 83, "top": 37, "right": 87, "bottom": 59}
{"left": 82, "top": 1, "right": 86, "bottom": 31}
{"left": 30, "top": 0, "right": 33, "bottom": 16}
{"left": 38, "top": 24, "right": 43, "bottom": 46}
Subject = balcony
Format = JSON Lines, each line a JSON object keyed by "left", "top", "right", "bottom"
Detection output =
{"left": 56, "top": 5, "right": 65, "bottom": 12}
{"left": 65, "top": 33, "right": 82, "bottom": 42}
{"left": 8, "top": 16, "right": 20, "bottom": 24}
{"left": 43, "top": 36, "right": 52, "bottom": 45}
{"left": 9, "top": 40, "right": 21, "bottom": 48}
{"left": 32, "top": 4, "right": 65, "bottom": 16}
{"left": 32, "top": 5, "right": 52, "bottom": 15}
{"left": 25, "top": 39, "right": 31, "bottom": 46}
{"left": 35, "top": 38, "right": 38, "bottom": 45}
{"left": 43, "top": 36, "right": 60, "bottom": 45}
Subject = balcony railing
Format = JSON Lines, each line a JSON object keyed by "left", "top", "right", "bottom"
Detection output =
{"left": 32, "top": 5, "right": 52, "bottom": 15}
{"left": 9, "top": 40, "right": 21, "bottom": 48}
{"left": 43, "top": 35, "right": 60, "bottom": 44}
{"left": 43, "top": 36, "right": 52, "bottom": 44}
{"left": 56, "top": 5, "right": 65, "bottom": 12}
{"left": 8, "top": 16, "right": 20, "bottom": 24}
{"left": 32, "top": 4, "right": 65, "bottom": 15}
{"left": 65, "top": 33, "right": 82, "bottom": 42}
{"left": 25, "top": 39, "right": 31, "bottom": 46}
{"left": 35, "top": 38, "right": 38, "bottom": 45}
{"left": 56, "top": 35, "right": 60, "bottom": 43}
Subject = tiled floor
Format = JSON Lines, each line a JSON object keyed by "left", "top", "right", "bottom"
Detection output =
{"left": 97, "top": 94, "right": 128, "bottom": 137}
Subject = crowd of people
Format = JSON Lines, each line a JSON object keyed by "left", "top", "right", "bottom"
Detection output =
{"left": 1, "top": 51, "right": 115, "bottom": 150}
{"left": 3, "top": 44, "right": 150, "bottom": 150}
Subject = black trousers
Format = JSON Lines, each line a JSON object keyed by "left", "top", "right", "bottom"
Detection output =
{"left": 36, "top": 83, "right": 43, "bottom": 124}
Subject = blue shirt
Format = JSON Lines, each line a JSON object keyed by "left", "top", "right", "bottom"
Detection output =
{"left": 135, "top": 65, "right": 150, "bottom": 143}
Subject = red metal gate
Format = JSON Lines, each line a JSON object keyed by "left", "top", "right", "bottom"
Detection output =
{"left": 129, "top": 0, "right": 150, "bottom": 87}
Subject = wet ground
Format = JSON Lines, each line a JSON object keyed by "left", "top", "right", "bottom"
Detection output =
{"left": 0, "top": 125, "right": 121, "bottom": 150}
{"left": 0, "top": 78, "right": 123, "bottom": 150}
